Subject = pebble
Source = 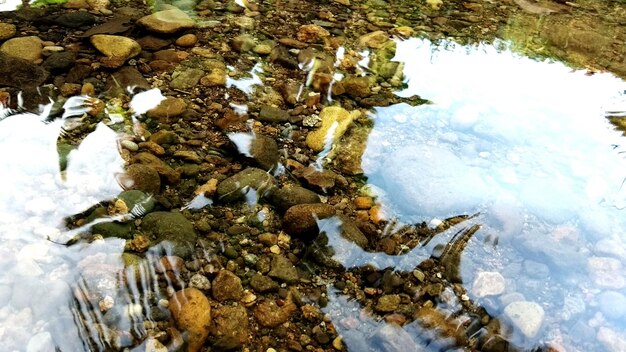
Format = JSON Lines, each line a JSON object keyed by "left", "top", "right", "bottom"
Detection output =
{"left": 0, "top": 36, "right": 43, "bottom": 62}
{"left": 254, "top": 298, "right": 297, "bottom": 327}
{"left": 503, "top": 301, "right": 545, "bottom": 339}
{"left": 189, "top": 273, "right": 211, "bottom": 291}
{"left": 170, "top": 67, "right": 204, "bottom": 90}
{"left": 268, "top": 254, "right": 299, "bottom": 283}
{"left": 250, "top": 273, "right": 279, "bottom": 293}
{"left": 200, "top": 68, "right": 227, "bottom": 86}
{"left": 357, "top": 30, "right": 389, "bottom": 49}
{"left": 137, "top": 8, "right": 196, "bottom": 34}
{"left": 121, "top": 163, "right": 161, "bottom": 194}
{"left": 212, "top": 305, "right": 250, "bottom": 349}
{"left": 120, "top": 140, "right": 139, "bottom": 151}
{"left": 258, "top": 105, "right": 290, "bottom": 123}
{"left": 375, "top": 294, "right": 401, "bottom": 313}
{"left": 282, "top": 203, "right": 336, "bottom": 238}
{"left": 471, "top": 271, "right": 506, "bottom": 297}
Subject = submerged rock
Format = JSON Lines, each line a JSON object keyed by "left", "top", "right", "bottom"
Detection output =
{"left": 121, "top": 164, "right": 161, "bottom": 194}
{"left": 0, "top": 52, "right": 48, "bottom": 89}
{"left": 283, "top": 203, "right": 336, "bottom": 239}
{"left": 141, "top": 211, "right": 198, "bottom": 258}
{"left": 168, "top": 288, "right": 211, "bottom": 352}
{"left": 254, "top": 297, "right": 297, "bottom": 328}
{"left": 268, "top": 184, "right": 321, "bottom": 213}
{"left": 212, "top": 269, "right": 244, "bottom": 302}
{"left": 211, "top": 305, "right": 249, "bottom": 349}
{"left": 306, "top": 106, "right": 359, "bottom": 152}
{"left": 0, "top": 36, "right": 43, "bottom": 63}
{"left": 503, "top": 300, "right": 545, "bottom": 339}
{"left": 216, "top": 167, "right": 276, "bottom": 203}
{"left": 90, "top": 34, "right": 141, "bottom": 61}
{"left": 137, "top": 8, "right": 195, "bottom": 34}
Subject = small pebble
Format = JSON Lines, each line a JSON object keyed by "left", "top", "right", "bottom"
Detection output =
{"left": 120, "top": 140, "right": 139, "bottom": 151}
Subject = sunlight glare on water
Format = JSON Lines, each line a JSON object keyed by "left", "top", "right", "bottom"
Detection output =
{"left": 344, "top": 38, "right": 626, "bottom": 350}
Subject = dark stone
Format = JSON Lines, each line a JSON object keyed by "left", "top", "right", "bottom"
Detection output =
{"left": 54, "top": 12, "right": 96, "bottom": 28}
{"left": 268, "top": 255, "right": 299, "bottom": 283}
{"left": 141, "top": 211, "right": 198, "bottom": 258}
{"left": 249, "top": 134, "right": 279, "bottom": 171}
{"left": 258, "top": 105, "right": 290, "bottom": 123}
{"left": 211, "top": 305, "right": 249, "bottom": 349}
{"left": 212, "top": 269, "right": 244, "bottom": 301}
{"left": 137, "top": 35, "right": 173, "bottom": 51}
{"left": 65, "top": 64, "right": 92, "bottom": 84}
{"left": 282, "top": 203, "right": 336, "bottom": 239}
{"left": 250, "top": 273, "right": 279, "bottom": 293}
{"left": 0, "top": 52, "right": 48, "bottom": 89}
{"left": 122, "top": 164, "right": 161, "bottom": 194}
{"left": 268, "top": 185, "right": 320, "bottom": 213}
{"left": 269, "top": 45, "right": 298, "bottom": 69}
{"left": 216, "top": 167, "right": 276, "bottom": 203}
{"left": 106, "top": 66, "right": 150, "bottom": 97}
{"left": 43, "top": 52, "right": 76, "bottom": 73}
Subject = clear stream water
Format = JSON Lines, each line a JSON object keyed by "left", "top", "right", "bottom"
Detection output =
{"left": 2, "top": 3, "right": 626, "bottom": 352}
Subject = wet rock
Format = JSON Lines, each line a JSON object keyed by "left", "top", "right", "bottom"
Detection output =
{"left": 66, "top": 64, "right": 92, "bottom": 84}
{"left": 0, "top": 36, "right": 43, "bottom": 62}
{"left": 54, "top": 11, "right": 96, "bottom": 28}
{"left": 297, "top": 24, "right": 330, "bottom": 43}
{"left": 153, "top": 49, "right": 189, "bottom": 63}
{"left": 472, "top": 271, "right": 506, "bottom": 298}
{"left": 146, "top": 96, "right": 187, "bottom": 121}
{"left": 340, "top": 75, "right": 374, "bottom": 98}
{"left": 336, "top": 215, "right": 369, "bottom": 248}
{"left": 117, "top": 190, "right": 155, "bottom": 213}
{"left": 121, "top": 163, "right": 161, "bottom": 194}
{"left": 268, "top": 254, "right": 299, "bottom": 283}
{"left": 90, "top": 34, "right": 141, "bottom": 61}
{"left": 43, "top": 52, "right": 76, "bottom": 72}
{"left": 216, "top": 167, "right": 276, "bottom": 203}
{"left": 170, "top": 67, "right": 204, "bottom": 90}
{"left": 106, "top": 66, "right": 150, "bottom": 97}
{"left": 137, "top": 8, "right": 195, "bottom": 34}
{"left": 249, "top": 134, "right": 279, "bottom": 171}
{"left": 137, "top": 35, "right": 172, "bottom": 50}
{"left": 372, "top": 324, "right": 421, "bottom": 352}
{"left": 189, "top": 273, "right": 211, "bottom": 291}
{"left": 133, "top": 152, "right": 181, "bottom": 184}
{"left": 168, "top": 288, "right": 211, "bottom": 352}
{"left": 503, "top": 301, "right": 544, "bottom": 339}
{"left": 375, "top": 295, "right": 400, "bottom": 313}
{"left": 258, "top": 105, "right": 290, "bottom": 123}
{"left": 306, "top": 106, "right": 359, "bottom": 152}
{"left": 250, "top": 273, "right": 279, "bottom": 293}
{"left": 598, "top": 290, "right": 626, "bottom": 320}
{"left": 254, "top": 41, "right": 274, "bottom": 55}
{"left": 175, "top": 33, "right": 198, "bottom": 47}
{"left": 587, "top": 256, "right": 626, "bottom": 289}
{"left": 358, "top": 30, "right": 390, "bottom": 49}
{"left": 0, "top": 52, "right": 48, "bottom": 89}
{"left": 200, "top": 68, "right": 226, "bottom": 86}
{"left": 141, "top": 211, "right": 197, "bottom": 258}
{"left": 597, "top": 327, "right": 626, "bottom": 351}
{"left": 0, "top": 23, "right": 17, "bottom": 40}
{"left": 212, "top": 269, "right": 244, "bottom": 301}
{"left": 211, "top": 305, "right": 249, "bottom": 349}
{"left": 292, "top": 166, "right": 347, "bottom": 191}
{"left": 88, "top": 207, "right": 134, "bottom": 239}
{"left": 232, "top": 34, "right": 256, "bottom": 53}
{"left": 414, "top": 306, "right": 467, "bottom": 346}
{"left": 150, "top": 130, "right": 179, "bottom": 145}
{"left": 269, "top": 45, "right": 298, "bottom": 69}
{"left": 254, "top": 298, "right": 297, "bottom": 328}
{"left": 283, "top": 203, "right": 336, "bottom": 238}
{"left": 268, "top": 184, "right": 320, "bottom": 213}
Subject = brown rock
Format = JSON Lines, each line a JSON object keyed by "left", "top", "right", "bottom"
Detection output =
{"left": 137, "top": 8, "right": 195, "bottom": 34}
{"left": 168, "top": 288, "right": 211, "bottom": 352}
{"left": 254, "top": 298, "right": 297, "bottom": 328}
{"left": 137, "top": 35, "right": 172, "bottom": 50}
{"left": 175, "top": 33, "right": 198, "bottom": 47}
{"left": 132, "top": 152, "right": 180, "bottom": 184}
{"left": 146, "top": 96, "right": 187, "bottom": 121}
{"left": 153, "top": 49, "right": 189, "bottom": 63}
{"left": 211, "top": 305, "right": 249, "bottom": 349}
{"left": 297, "top": 24, "right": 330, "bottom": 43}
{"left": 283, "top": 203, "right": 336, "bottom": 238}
{"left": 211, "top": 270, "right": 244, "bottom": 302}
{"left": 121, "top": 163, "right": 161, "bottom": 194}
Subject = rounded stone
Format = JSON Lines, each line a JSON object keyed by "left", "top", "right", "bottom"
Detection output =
{"left": 0, "top": 36, "right": 43, "bottom": 62}
{"left": 175, "top": 33, "right": 198, "bottom": 47}
{"left": 503, "top": 301, "right": 545, "bottom": 339}
{"left": 0, "top": 22, "right": 17, "bottom": 40}
{"left": 121, "top": 163, "right": 161, "bottom": 195}
{"left": 472, "top": 271, "right": 506, "bottom": 298}
{"left": 168, "top": 288, "right": 211, "bottom": 352}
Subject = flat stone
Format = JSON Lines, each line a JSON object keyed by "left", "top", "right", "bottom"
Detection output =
{"left": 146, "top": 96, "right": 187, "bottom": 120}
{"left": 141, "top": 211, "right": 197, "bottom": 258}
{"left": 472, "top": 271, "right": 506, "bottom": 297}
{"left": 268, "top": 255, "right": 299, "bottom": 283}
{"left": 258, "top": 105, "right": 290, "bottom": 123}
{"left": 138, "top": 8, "right": 195, "bottom": 34}
{"left": 54, "top": 11, "right": 96, "bottom": 28}
{"left": 90, "top": 34, "right": 141, "bottom": 60}
{"left": 0, "top": 36, "right": 43, "bottom": 62}
{"left": 268, "top": 184, "right": 320, "bottom": 213}
{"left": 503, "top": 301, "right": 545, "bottom": 339}
{"left": 358, "top": 30, "right": 389, "bottom": 49}
{"left": 375, "top": 294, "right": 400, "bottom": 313}
{"left": 216, "top": 167, "right": 276, "bottom": 203}
{"left": 106, "top": 66, "right": 150, "bottom": 97}
{"left": 170, "top": 67, "right": 204, "bottom": 90}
